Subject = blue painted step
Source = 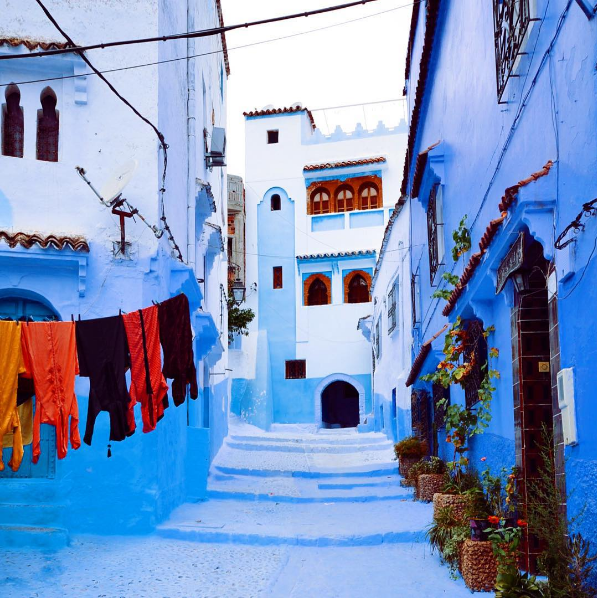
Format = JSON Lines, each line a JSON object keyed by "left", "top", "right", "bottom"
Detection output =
{"left": 0, "top": 502, "right": 64, "bottom": 526}
{"left": 213, "top": 462, "right": 399, "bottom": 479}
{"left": 225, "top": 440, "right": 391, "bottom": 453}
{"left": 0, "top": 524, "right": 68, "bottom": 549}
{"left": 228, "top": 434, "right": 389, "bottom": 446}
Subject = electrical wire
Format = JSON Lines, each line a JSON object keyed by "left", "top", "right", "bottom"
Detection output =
{"left": 558, "top": 234, "right": 597, "bottom": 300}
{"left": 0, "top": 2, "right": 417, "bottom": 89}
{"left": 33, "top": 0, "right": 184, "bottom": 262}
{"left": 0, "top": 0, "right": 411, "bottom": 61}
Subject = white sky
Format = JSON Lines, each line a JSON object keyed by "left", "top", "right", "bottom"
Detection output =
{"left": 220, "top": 0, "right": 413, "bottom": 177}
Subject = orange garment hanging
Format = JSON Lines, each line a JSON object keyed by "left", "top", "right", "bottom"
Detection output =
{"left": 21, "top": 321, "right": 81, "bottom": 463}
{"left": 122, "top": 305, "right": 168, "bottom": 433}
{"left": 0, "top": 321, "right": 25, "bottom": 472}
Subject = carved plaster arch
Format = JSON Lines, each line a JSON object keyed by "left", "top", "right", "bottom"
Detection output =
{"left": 314, "top": 373, "right": 366, "bottom": 428}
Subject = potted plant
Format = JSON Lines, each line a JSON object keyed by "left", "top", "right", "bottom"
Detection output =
{"left": 426, "top": 505, "right": 470, "bottom": 579}
{"left": 469, "top": 463, "right": 518, "bottom": 542}
{"left": 407, "top": 456, "right": 447, "bottom": 502}
{"left": 394, "top": 436, "right": 428, "bottom": 478}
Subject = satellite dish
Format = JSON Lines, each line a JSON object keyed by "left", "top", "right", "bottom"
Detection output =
{"left": 100, "top": 159, "right": 138, "bottom": 203}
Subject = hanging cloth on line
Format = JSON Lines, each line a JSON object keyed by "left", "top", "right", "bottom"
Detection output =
{"left": 0, "top": 321, "right": 25, "bottom": 472}
{"left": 76, "top": 315, "right": 135, "bottom": 446}
{"left": 122, "top": 305, "right": 168, "bottom": 433}
{"left": 21, "top": 321, "right": 81, "bottom": 463}
{"left": 158, "top": 293, "right": 198, "bottom": 406}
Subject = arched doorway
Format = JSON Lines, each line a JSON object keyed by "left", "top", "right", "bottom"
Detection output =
{"left": 321, "top": 381, "right": 360, "bottom": 429}
{"left": 0, "top": 294, "right": 59, "bottom": 479}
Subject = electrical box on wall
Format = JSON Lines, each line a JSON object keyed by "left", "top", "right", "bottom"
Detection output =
{"left": 557, "top": 368, "right": 577, "bottom": 446}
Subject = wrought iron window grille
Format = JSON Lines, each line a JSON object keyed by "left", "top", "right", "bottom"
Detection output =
{"left": 493, "top": 0, "right": 537, "bottom": 103}
{"left": 411, "top": 272, "right": 420, "bottom": 328}
{"left": 463, "top": 320, "right": 488, "bottom": 409}
{"left": 427, "top": 183, "right": 444, "bottom": 284}
{"left": 387, "top": 282, "right": 397, "bottom": 334}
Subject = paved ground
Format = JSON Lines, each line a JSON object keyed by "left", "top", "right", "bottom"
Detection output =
{"left": 0, "top": 537, "right": 472, "bottom": 598}
{"left": 0, "top": 422, "right": 475, "bottom": 597}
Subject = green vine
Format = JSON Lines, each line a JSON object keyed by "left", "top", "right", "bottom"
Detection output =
{"left": 451, "top": 215, "right": 471, "bottom": 261}
{"left": 431, "top": 214, "right": 471, "bottom": 301}
{"left": 420, "top": 317, "right": 499, "bottom": 489}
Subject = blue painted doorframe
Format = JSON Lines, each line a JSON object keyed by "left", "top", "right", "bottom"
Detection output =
{"left": 0, "top": 296, "right": 58, "bottom": 479}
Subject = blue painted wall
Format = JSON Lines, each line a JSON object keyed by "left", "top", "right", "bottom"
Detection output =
{"left": 398, "top": 0, "right": 597, "bottom": 545}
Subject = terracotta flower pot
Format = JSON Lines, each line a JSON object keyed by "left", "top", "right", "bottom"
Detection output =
{"left": 417, "top": 474, "right": 445, "bottom": 502}
{"left": 461, "top": 539, "right": 498, "bottom": 592}
{"left": 398, "top": 455, "right": 420, "bottom": 478}
{"left": 433, "top": 493, "right": 468, "bottom": 522}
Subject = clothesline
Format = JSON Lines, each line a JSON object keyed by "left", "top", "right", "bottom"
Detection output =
{"left": 0, "top": 293, "right": 197, "bottom": 473}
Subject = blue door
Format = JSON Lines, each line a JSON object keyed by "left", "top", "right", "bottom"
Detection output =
{"left": 0, "top": 296, "right": 58, "bottom": 479}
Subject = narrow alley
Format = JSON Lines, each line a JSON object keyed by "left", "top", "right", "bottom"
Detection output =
{"left": 1, "top": 419, "right": 471, "bottom": 597}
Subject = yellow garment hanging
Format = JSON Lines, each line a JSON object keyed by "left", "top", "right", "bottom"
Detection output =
{"left": 0, "top": 321, "right": 26, "bottom": 471}
{"left": 2, "top": 399, "right": 33, "bottom": 448}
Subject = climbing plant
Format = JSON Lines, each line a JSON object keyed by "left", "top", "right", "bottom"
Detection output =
{"left": 421, "top": 317, "right": 499, "bottom": 488}
{"left": 431, "top": 214, "right": 471, "bottom": 301}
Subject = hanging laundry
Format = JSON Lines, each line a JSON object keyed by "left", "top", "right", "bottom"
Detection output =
{"left": 21, "top": 321, "right": 81, "bottom": 462}
{"left": 76, "top": 315, "right": 135, "bottom": 445}
{"left": 122, "top": 305, "right": 168, "bottom": 433}
{"left": 158, "top": 294, "right": 198, "bottom": 406}
{"left": 0, "top": 321, "right": 25, "bottom": 471}
{"left": 2, "top": 400, "right": 33, "bottom": 449}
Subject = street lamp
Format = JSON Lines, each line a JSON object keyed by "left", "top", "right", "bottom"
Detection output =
{"left": 231, "top": 278, "right": 246, "bottom": 306}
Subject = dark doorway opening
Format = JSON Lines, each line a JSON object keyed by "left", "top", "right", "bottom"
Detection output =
{"left": 509, "top": 236, "right": 561, "bottom": 573}
{"left": 321, "top": 381, "right": 359, "bottom": 428}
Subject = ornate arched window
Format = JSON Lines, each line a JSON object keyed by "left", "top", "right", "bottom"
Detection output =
{"left": 360, "top": 183, "right": 379, "bottom": 210}
{"left": 311, "top": 188, "right": 330, "bottom": 215}
{"left": 336, "top": 185, "right": 354, "bottom": 213}
{"left": 271, "top": 193, "right": 281, "bottom": 211}
{"left": 307, "top": 278, "right": 329, "bottom": 306}
{"left": 37, "top": 87, "right": 59, "bottom": 162}
{"left": 2, "top": 84, "right": 24, "bottom": 158}
{"left": 347, "top": 274, "right": 370, "bottom": 303}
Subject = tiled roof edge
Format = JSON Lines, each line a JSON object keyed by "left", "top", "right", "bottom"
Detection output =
{"left": 0, "top": 231, "right": 90, "bottom": 252}
{"left": 303, "top": 156, "right": 386, "bottom": 172}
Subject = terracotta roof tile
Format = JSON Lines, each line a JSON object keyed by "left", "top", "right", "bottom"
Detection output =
{"left": 296, "top": 249, "right": 375, "bottom": 261}
{"left": 401, "top": 0, "right": 442, "bottom": 196}
{"left": 0, "top": 37, "right": 72, "bottom": 51}
{"left": 0, "top": 231, "right": 89, "bottom": 252}
{"left": 303, "top": 156, "right": 386, "bottom": 172}
{"left": 405, "top": 324, "right": 448, "bottom": 387}
{"left": 215, "top": 0, "right": 230, "bottom": 76}
{"left": 411, "top": 140, "right": 441, "bottom": 198}
{"left": 442, "top": 160, "right": 554, "bottom": 317}
{"left": 243, "top": 106, "right": 316, "bottom": 130}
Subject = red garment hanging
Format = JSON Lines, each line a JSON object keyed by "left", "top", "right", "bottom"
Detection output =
{"left": 122, "top": 305, "right": 168, "bottom": 433}
{"left": 21, "top": 321, "right": 81, "bottom": 463}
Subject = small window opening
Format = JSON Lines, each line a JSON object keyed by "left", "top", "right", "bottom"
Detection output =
{"left": 37, "top": 87, "right": 59, "bottom": 162}
{"left": 267, "top": 130, "right": 279, "bottom": 144}
{"left": 271, "top": 193, "right": 281, "bottom": 211}
{"left": 285, "top": 359, "right": 306, "bottom": 379}
{"left": 308, "top": 278, "right": 329, "bottom": 306}
{"left": 347, "top": 274, "right": 370, "bottom": 304}
{"left": 273, "top": 266, "right": 283, "bottom": 289}
{"left": 2, "top": 84, "right": 24, "bottom": 158}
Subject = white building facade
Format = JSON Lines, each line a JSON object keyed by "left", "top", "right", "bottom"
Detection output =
{"left": 0, "top": 0, "right": 229, "bottom": 544}
{"left": 230, "top": 106, "right": 407, "bottom": 430}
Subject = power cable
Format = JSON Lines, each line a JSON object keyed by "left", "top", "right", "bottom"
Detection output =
{"left": 0, "top": 0, "right": 408, "bottom": 61}
{"left": 0, "top": 2, "right": 417, "bottom": 89}
{"left": 33, "top": 0, "right": 184, "bottom": 261}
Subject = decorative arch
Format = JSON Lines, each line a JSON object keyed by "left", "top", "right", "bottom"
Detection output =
{"left": 0, "top": 288, "right": 61, "bottom": 319}
{"left": 303, "top": 273, "right": 331, "bottom": 306}
{"left": 314, "top": 373, "right": 366, "bottom": 428}
{"left": 335, "top": 184, "right": 354, "bottom": 212}
{"left": 343, "top": 269, "right": 372, "bottom": 303}
{"left": 37, "top": 86, "right": 59, "bottom": 162}
{"left": 359, "top": 182, "right": 379, "bottom": 210}
{"left": 260, "top": 186, "right": 292, "bottom": 207}
{"left": 309, "top": 187, "right": 330, "bottom": 215}
{"left": 2, "top": 83, "right": 24, "bottom": 158}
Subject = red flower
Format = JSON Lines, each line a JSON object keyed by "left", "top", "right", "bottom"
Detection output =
{"left": 480, "top": 457, "right": 487, "bottom": 462}
{"left": 446, "top": 435, "right": 452, "bottom": 443}
{"left": 517, "top": 519, "right": 528, "bottom": 527}
{"left": 488, "top": 516, "right": 500, "bottom": 525}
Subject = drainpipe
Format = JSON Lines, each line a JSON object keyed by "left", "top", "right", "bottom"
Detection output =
{"left": 186, "top": 0, "right": 196, "bottom": 270}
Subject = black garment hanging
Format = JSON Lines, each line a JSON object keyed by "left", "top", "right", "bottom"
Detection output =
{"left": 157, "top": 294, "right": 198, "bottom": 406}
{"left": 76, "top": 315, "right": 135, "bottom": 445}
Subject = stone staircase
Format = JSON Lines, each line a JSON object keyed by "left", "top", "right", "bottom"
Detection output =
{"left": 157, "top": 423, "right": 432, "bottom": 546}
{"left": 0, "top": 479, "right": 68, "bottom": 549}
